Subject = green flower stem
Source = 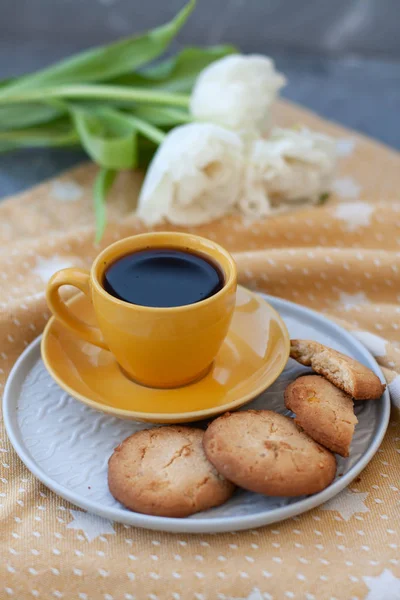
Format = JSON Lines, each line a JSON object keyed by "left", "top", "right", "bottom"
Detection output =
{"left": 0, "top": 129, "right": 77, "bottom": 142}
{"left": 0, "top": 125, "right": 79, "bottom": 148}
{"left": 125, "top": 115, "right": 166, "bottom": 144}
{"left": 94, "top": 168, "right": 116, "bottom": 243}
{"left": 0, "top": 84, "right": 190, "bottom": 108}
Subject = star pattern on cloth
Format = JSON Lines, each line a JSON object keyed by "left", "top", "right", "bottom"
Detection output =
{"left": 333, "top": 200, "right": 373, "bottom": 231}
{"left": 338, "top": 291, "right": 370, "bottom": 310}
{"left": 66, "top": 509, "right": 116, "bottom": 542}
{"left": 335, "top": 138, "right": 356, "bottom": 157}
{"left": 353, "top": 332, "right": 388, "bottom": 357}
{"left": 32, "top": 255, "right": 76, "bottom": 284}
{"left": 332, "top": 178, "right": 362, "bottom": 201}
{"left": 51, "top": 179, "right": 84, "bottom": 202}
{"left": 363, "top": 569, "right": 400, "bottom": 600}
{"left": 321, "top": 488, "right": 369, "bottom": 522}
{"left": 231, "top": 589, "right": 265, "bottom": 600}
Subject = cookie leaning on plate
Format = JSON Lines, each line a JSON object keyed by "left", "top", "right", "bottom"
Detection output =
{"left": 285, "top": 375, "right": 358, "bottom": 457}
{"left": 203, "top": 410, "right": 336, "bottom": 497}
{"left": 108, "top": 426, "right": 235, "bottom": 518}
{"left": 290, "top": 339, "right": 385, "bottom": 400}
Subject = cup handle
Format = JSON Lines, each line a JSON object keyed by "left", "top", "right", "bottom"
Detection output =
{"left": 46, "top": 268, "right": 108, "bottom": 349}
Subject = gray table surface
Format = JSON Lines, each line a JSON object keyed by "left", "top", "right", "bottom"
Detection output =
{"left": 1, "top": 0, "right": 399, "bottom": 199}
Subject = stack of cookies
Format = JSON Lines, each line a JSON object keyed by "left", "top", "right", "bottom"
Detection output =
{"left": 108, "top": 340, "right": 385, "bottom": 518}
{"left": 286, "top": 339, "right": 385, "bottom": 457}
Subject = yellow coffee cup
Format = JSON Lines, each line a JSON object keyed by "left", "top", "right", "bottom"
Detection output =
{"left": 46, "top": 232, "right": 237, "bottom": 389}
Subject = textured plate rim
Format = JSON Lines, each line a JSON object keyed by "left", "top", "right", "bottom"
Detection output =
{"left": 39, "top": 285, "right": 290, "bottom": 422}
{"left": 3, "top": 295, "right": 390, "bottom": 534}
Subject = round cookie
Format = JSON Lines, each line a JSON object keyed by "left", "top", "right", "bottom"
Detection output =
{"left": 285, "top": 375, "right": 358, "bottom": 457}
{"left": 203, "top": 410, "right": 336, "bottom": 497}
{"left": 108, "top": 426, "right": 235, "bottom": 518}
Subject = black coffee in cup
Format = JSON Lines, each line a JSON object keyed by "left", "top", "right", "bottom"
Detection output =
{"left": 103, "top": 248, "right": 224, "bottom": 308}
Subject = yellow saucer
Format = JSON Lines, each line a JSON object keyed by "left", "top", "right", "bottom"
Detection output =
{"left": 41, "top": 286, "right": 290, "bottom": 423}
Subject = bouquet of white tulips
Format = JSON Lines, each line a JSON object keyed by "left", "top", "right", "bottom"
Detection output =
{"left": 0, "top": 0, "right": 337, "bottom": 238}
{"left": 138, "top": 52, "right": 337, "bottom": 227}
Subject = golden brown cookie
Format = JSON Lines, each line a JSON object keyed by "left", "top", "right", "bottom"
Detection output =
{"left": 108, "top": 426, "right": 235, "bottom": 518}
{"left": 284, "top": 375, "right": 358, "bottom": 457}
{"left": 203, "top": 410, "right": 336, "bottom": 497}
{"left": 290, "top": 339, "right": 385, "bottom": 400}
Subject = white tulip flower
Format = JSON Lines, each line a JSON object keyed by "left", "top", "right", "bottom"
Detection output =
{"left": 190, "top": 54, "right": 286, "bottom": 135}
{"left": 137, "top": 123, "right": 244, "bottom": 226}
{"left": 240, "top": 127, "right": 337, "bottom": 217}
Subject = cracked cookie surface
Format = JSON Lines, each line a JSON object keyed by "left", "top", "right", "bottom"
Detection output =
{"left": 290, "top": 339, "right": 385, "bottom": 400}
{"left": 203, "top": 410, "right": 336, "bottom": 497}
{"left": 285, "top": 375, "right": 358, "bottom": 457}
{"left": 108, "top": 426, "right": 235, "bottom": 517}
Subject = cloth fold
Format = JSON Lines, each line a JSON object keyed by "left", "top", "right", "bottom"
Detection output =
{"left": 0, "top": 99, "right": 399, "bottom": 599}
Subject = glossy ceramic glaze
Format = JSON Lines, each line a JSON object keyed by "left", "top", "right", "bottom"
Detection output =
{"left": 41, "top": 286, "right": 290, "bottom": 422}
{"left": 46, "top": 233, "right": 237, "bottom": 388}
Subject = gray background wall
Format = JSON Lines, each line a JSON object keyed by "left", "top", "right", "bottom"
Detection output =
{"left": 3, "top": 0, "right": 400, "bottom": 60}
{"left": 1, "top": 0, "right": 399, "bottom": 197}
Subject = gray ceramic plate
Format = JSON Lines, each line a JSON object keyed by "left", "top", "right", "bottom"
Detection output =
{"left": 3, "top": 294, "right": 390, "bottom": 533}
